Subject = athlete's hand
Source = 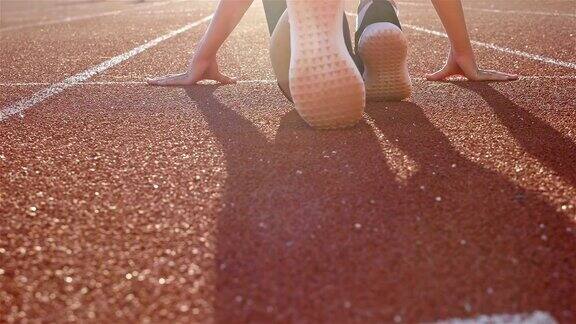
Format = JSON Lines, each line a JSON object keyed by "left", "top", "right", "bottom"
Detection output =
{"left": 426, "top": 49, "right": 518, "bottom": 81}
{"left": 147, "top": 56, "right": 236, "bottom": 86}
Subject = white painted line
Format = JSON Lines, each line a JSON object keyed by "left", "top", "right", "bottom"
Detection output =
{"left": 75, "top": 81, "right": 147, "bottom": 85}
{"left": 0, "top": 0, "right": 188, "bottom": 32}
{"left": 396, "top": 1, "right": 576, "bottom": 18}
{"left": 0, "top": 15, "right": 213, "bottom": 122}
{"left": 467, "top": 7, "right": 576, "bottom": 18}
{"left": 0, "top": 80, "right": 277, "bottom": 87}
{"left": 2, "top": 0, "right": 154, "bottom": 16}
{"left": 402, "top": 24, "right": 576, "bottom": 70}
{"left": 6, "top": 7, "right": 199, "bottom": 24}
{"left": 512, "top": 75, "right": 576, "bottom": 80}
{"left": 0, "top": 82, "right": 52, "bottom": 87}
{"left": 432, "top": 311, "right": 556, "bottom": 324}
{"left": 2, "top": 75, "right": 575, "bottom": 88}
{"left": 0, "top": 81, "right": 145, "bottom": 87}
{"left": 0, "top": 11, "right": 124, "bottom": 32}
{"left": 3, "top": 2, "right": 107, "bottom": 16}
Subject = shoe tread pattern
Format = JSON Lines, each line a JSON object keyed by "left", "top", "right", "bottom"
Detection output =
{"left": 359, "top": 22, "right": 412, "bottom": 101}
{"left": 288, "top": 0, "right": 365, "bottom": 129}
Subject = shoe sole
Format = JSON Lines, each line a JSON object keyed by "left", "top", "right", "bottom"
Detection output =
{"left": 287, "top": 0, "right": 365, "bottom": 129}
{"left": 358, "top": 22, "right": 411, "bottom": 101}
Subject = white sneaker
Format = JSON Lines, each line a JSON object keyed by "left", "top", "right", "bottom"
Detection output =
{"left": 356, "top": 0, "right": 412, "bottom": 101}
{"left": 286, "top": 0, "right": 365, "bottom": 129}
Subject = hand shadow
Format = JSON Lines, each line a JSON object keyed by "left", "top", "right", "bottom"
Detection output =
{"left": 185, "top": 87, "right": 575, "bottom": 323}
{"left": 452, "top": 82, "right": 576, "bottom": 188}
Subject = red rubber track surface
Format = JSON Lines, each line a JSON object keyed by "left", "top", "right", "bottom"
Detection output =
{"left": 1, "top": 0, "right": 575, "bottom": 322}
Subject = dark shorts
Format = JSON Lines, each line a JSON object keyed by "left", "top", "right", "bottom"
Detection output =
{"left": 262, "top": 0, "right": 288, "bottom": 35}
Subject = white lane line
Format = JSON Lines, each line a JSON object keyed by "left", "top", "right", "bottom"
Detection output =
{"left": 0, "top": 11, "right": 124, "bottom": 32}
{"left": 468, "top": 7, "right": 576, "bottom": 18}
{"left": 2, "top": 0, "right": 130, "bottom": 16}
{"left": 2, "top": 75, "right": 576, "bottom": 88}
{"left": 402, "top": 24, "right": 576, "bottom": 70}
{"left": 346, "top": 12, "right": 576, "bottom": 70}
{"left": 0, "top": 0, "right": 188, "bottom": 32}
{"left": 432, "top": 311, "right": 556, "bottom": 324}
{"left": 396, "top": 1, "right": 576, "bottom": 18}
{"left": 6, "top": 7, "right": 199, "bottom": 24}
{"left": 0, "top": 80, "right": 278, "bottom": 87}
{"left": 0, "top": 15, "right": 213, "bottom": 122}
{"left": 510, "top": 75, "right": 576, "bottom": 80}
{"left": 0, "top": 82, "right": 52, "bottom": 87}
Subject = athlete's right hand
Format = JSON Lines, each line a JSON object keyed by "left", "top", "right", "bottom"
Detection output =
{"left": 147, "top": 56, "right": 237, "bottom": 86}
{"left": 426, "top": 49, "right": 518, "bottom": 82}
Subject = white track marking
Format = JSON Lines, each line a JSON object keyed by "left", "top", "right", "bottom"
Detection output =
{"left": 2, "top": 0, "right": 138, "bottom": 16}
{"left": 0, "top": 80, "right": 278, "bottom": 87}
{"left": 396, "top": 1, "right": 576, "bottom": 18}
{"left": 1, "top": 75, "right": 575, "bottom": 88}
{"left": 6, "top": 7, "right": 199, "bottom": 24}
{"left": 402, "top": 24, "right": 576, "bottom": 70}
{"left": 0, "top": 82, "right": 52, "bottom": 87}
{"left": 0, "top": 15, "right": 213, "bottom": 122}
{"left": 236, "top": 80, "right": 277, "bottom": 84}
{"left": 511, "top": 75, "right": 576, "bottom": 80}
{"left": 0, "top": 11, "right": 125, "bottom": 32}
{"left": 0, "top": 0, "right": 188, "bottom": 32}
{"left": 467, "top": 7, "right": 576, "bottom": 18}
{"left": 346, "top": 12, "right": 576, "bottom": 70}
{"left": 432, "top": 311, "right": 556, "bottom": 324}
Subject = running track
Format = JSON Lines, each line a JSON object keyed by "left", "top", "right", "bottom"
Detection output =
{"left": 0, "top": 0, "right": 575, "bottom": 322}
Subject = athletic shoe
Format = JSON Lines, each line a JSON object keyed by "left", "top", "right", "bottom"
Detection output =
{"left": 269, "top": 7, "right": 355, "bottom": 105}
{"left": 269, "top": 11, "right": 293, "bottom": 103}
{"left": 286, "top": 0, "right": 365, "bottom": 129}
{"left": 356, "top": 0, "right": 412, "bottom": 101}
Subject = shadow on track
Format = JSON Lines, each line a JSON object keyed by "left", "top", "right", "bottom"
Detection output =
{"left": 454, "top": 83, "right": 576, "bottom": 188}
{"left": 185, "top": 87, "right": 575, "bottom": 323}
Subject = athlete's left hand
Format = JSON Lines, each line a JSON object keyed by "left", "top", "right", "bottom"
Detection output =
{"left": 426, "top": 49, "right": 518, "bottom": 81}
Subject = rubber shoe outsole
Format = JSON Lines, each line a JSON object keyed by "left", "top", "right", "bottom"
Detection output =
{"left": 287, "top": 0, "right": 365, "bottom": 129}
{"left": 358, "top": 22, "right": 411, "bottom": 101}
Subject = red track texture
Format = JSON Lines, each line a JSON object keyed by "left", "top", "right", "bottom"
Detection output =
{"left": 0, "top": 0, "right": 575, "bottom": 323}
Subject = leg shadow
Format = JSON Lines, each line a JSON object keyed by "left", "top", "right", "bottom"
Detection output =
{"left": 184, "top": 87, "right": 575, "bottom": 322}
{"left": 454, "top": 82, "right": 576, "bottom": 188}
{"left": 366, "top": 101, "right": 575, "bottom": 322}
{"left": 186, "top": 86, "right": 416, "bottom": 322}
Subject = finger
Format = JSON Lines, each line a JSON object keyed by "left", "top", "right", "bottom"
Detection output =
{"left": 481, "top": 71, "right": 509, "bottom": 81}
{"left": 147, "top": 73, "right": 196, "bottom": 86}
{"left": 212, "top": 72, "right": 237, "bottom": 84}
{"left": 426, "top": 66, "right": 457, "bottom": 81}
{"left": 507, "top": 73, "right": 519, "bottom": 81}
{"left": 478, "top": 70, "right": 517, "bottom": 82}
{"left": 494, "top": 70, "right": 519, "bottom": 81}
